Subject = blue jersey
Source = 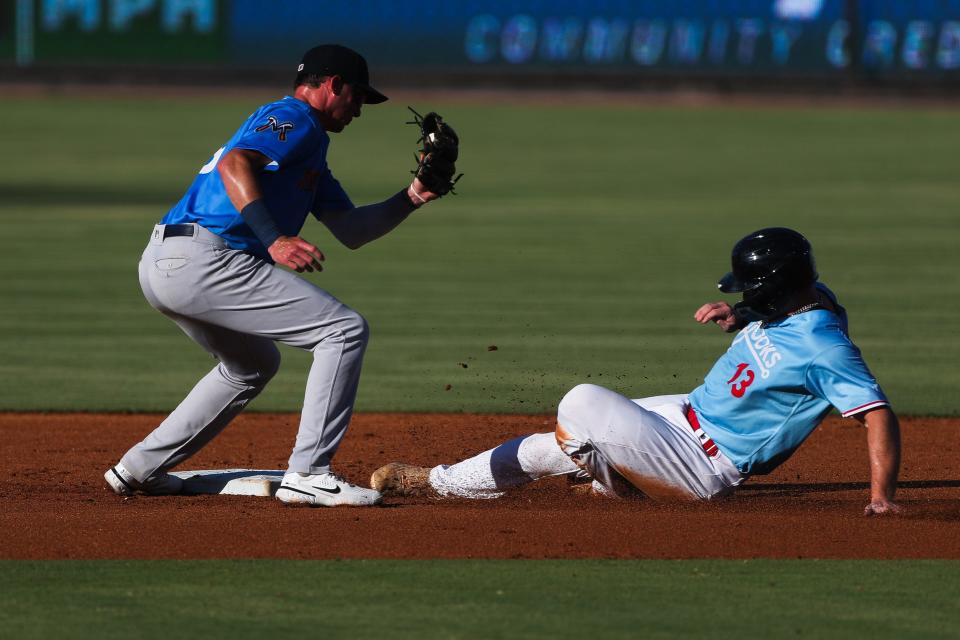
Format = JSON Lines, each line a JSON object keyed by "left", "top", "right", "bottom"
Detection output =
{"left": 688, "top": 285, "right": 888, "bottom": 476}
{"left": 161, "top": 96, "right": 353, "bottom": 260}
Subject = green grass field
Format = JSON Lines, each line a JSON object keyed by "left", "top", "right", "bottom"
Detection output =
{"left": 1, "top": 96, "right": 957, "bottom": 414}
{"left": 2, "top": 560, "right": 959, "bottom": 639}
{"left": 2, "top": 94, "right": 959, "bottom": 637}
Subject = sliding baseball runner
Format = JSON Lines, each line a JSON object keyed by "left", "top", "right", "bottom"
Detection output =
{"left": 372, "top": 228, "right": 902, "bottom": 516}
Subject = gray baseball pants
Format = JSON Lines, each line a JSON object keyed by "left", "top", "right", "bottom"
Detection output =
{"left": 119, "top": 224, "right": 368, "bottom": 481}
{"left": 556, "top": 385, "right": 743, "bottom": 500}
{"left": 427, "top": 386, "right": 743, "bottom": 500}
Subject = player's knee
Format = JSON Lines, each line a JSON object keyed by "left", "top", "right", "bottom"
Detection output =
{"left": 558, "top": 384, "right": 604, "bottom": 421}
{"left": 257, "top": 347, "right": 282, "bottom": 382}
{"left": 556, "top": 384, "right": 603, "bottom": 445}
{"left": 303, "top": 308, "right": 368, "bottom": 350}
{"left": 554, "top": 420, "right": 574, "bottom": 453}
{"left": 227, "top": 347, "right": 281, "bottom": 386}
{"left": 342, "top": 309, "right": 369, "bottom": 344}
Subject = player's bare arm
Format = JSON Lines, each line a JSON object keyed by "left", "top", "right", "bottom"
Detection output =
{"left": 694, "top": 301, "right": 744, "bottom": 333}
{"left": 857, "top": 407, "right": 902, "bottom": 516}
{"left": 218, "top": 147, "right": 268, "bottom": 208}
{"left": 218, "top": 148, "right": 324, "bottom": 273}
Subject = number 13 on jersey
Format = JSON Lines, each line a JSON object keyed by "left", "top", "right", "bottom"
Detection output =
{"left": 727, "top": 362, "right": 755, "bottom": 398}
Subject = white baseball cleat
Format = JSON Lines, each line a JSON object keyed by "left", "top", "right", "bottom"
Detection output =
{"left": 369, "top": 462, "right": 434, "bottom": 497}
{"left": 104, "top": 463, "right": 184, "bottom": 496}
{"left": 275, "top": 472, "right": 383, "bottom": 507}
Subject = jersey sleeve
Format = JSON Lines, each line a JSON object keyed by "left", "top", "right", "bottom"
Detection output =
{"left": 233, "top": 105, "right": 318, "bottom": 170}
{"left": 311, "top": 169, "right": 353, "bottom": 216}
{"left": 805, "top": 344, "right": 889, "bottom": 417}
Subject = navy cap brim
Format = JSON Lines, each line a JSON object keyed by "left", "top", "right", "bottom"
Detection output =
{"left": 359, "top": 84, "right": 388, "bottom": 104}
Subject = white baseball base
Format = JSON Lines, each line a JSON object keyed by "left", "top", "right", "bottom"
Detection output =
{"left": 170, "top": 469, "right": 285, "bottom": 497}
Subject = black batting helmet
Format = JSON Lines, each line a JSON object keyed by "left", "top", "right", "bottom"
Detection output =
{"left": 718, "top": 227, "right": 818, "bottom": 322}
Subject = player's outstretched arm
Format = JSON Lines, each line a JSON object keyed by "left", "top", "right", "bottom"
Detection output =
{"left": 318, "top": 175, "right": 448, "bottom": 250}
{"left": 694, "top": 302, "right": 745, "bottom": 333}
{"left": 318, "top": 190, "right": 416, "bottom": 250}
{"left": 218, "top": 148, "right": 324, "bottom": 273}
{"left": 857, "top": 407, "right": 902, "bottom": 516}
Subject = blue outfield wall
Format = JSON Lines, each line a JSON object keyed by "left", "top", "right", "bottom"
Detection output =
{"left": 229, "top": 0, "right": 847, "bottom": 73}
{"left": 228, "top": 0, "right": 960, "bottom": 80}
{"left": 4, "top": 0, "right": 960, "bottom": 82}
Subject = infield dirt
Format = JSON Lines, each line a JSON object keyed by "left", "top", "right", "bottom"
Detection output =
{"left": 2, "top": 413, "right": 958, "bottom": 560}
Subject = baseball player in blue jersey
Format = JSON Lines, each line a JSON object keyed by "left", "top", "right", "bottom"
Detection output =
{"left": 372, "top": 228, "right": 902, "bottom": 516}
{"left": 105, "top": 45, "right": 457, "bottom": 507}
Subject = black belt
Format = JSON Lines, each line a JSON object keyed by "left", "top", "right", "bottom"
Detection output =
{"left": 162, "top": 224, "right": 195, "bottom": 239}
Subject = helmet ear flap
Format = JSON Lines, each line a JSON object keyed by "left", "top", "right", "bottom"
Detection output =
{"left": 736, "top": 277, "right": 780, "bottom": 321}
{"left": 731, "top": 300, "right": 768, "bottom": 324}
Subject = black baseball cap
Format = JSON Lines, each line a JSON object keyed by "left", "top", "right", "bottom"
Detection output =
{"left": 297, "top": 44, "right": 388, "bottom": 104}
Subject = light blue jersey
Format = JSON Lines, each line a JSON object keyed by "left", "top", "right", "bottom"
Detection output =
{"left": 162, "top": 96, "right": 353, "bottom": 260}
{"left": 688, "top": 284, "right": 888, "bottom": 476}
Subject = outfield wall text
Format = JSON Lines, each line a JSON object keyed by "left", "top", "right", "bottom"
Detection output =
{"left": 2, "top": 0, "right": 960, "bottom": 83}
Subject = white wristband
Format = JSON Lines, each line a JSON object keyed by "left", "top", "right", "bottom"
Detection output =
{"left": 408, "top": 183, "right": 428, "bottom": 206}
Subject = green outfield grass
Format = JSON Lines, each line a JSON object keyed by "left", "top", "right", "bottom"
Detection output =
{"left": 1, "top": 560, "right": 958, "bottom": 639}
{"left": 1, "top": 96, "right": 957, "bottom": 414}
